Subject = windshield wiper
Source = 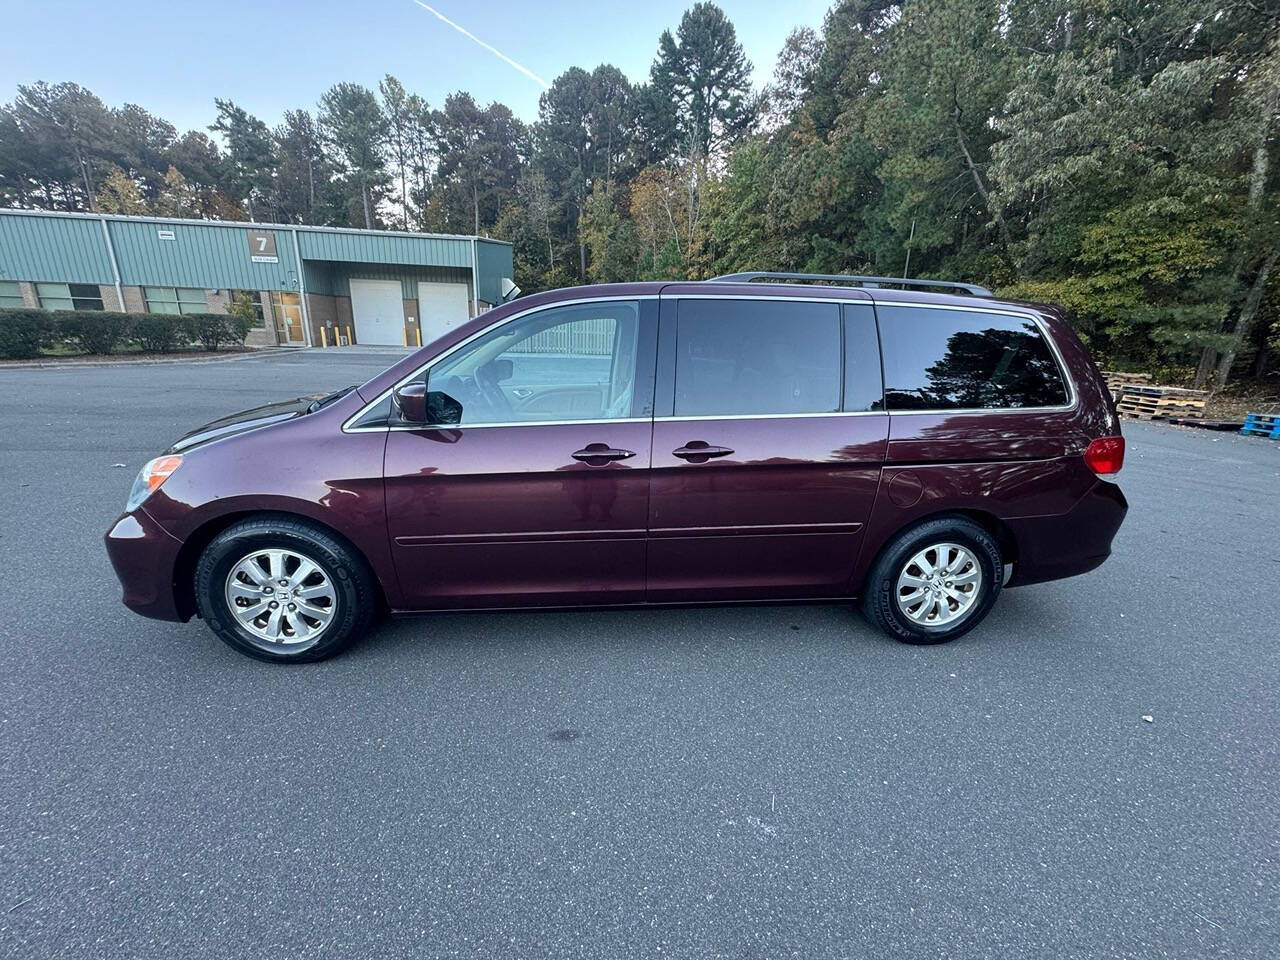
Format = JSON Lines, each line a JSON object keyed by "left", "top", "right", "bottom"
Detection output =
{"left": 307, "top": 385, "right": 357, "bottom": 414}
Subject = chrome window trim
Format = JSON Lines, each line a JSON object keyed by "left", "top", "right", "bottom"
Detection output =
{"left": 343, "top": 291, "right": 1077, "bottom": 431}
{"left": 349, "top": 417, "right": 652, "bottom": 433}
{"left": 655, "top": 411, "right": 884, "bottom": 422}
{"left": 870, "top": 299, "right": 1078, "bottom": 416}
{"left": 345, "top": 411, "right": 887, "bottom": 433}
{"left": 342, "top": 295, "right": 658, "bottom": 433}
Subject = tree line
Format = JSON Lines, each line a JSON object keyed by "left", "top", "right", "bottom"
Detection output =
{"left": 1, "top": 1, "right": 1277, "bottom": 386}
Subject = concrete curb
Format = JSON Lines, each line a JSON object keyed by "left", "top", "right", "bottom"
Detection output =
{"left": 0, "top": 349, "right": 282, "bottom": 371}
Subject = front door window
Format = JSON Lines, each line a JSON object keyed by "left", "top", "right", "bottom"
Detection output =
{"left": 426, "top": 300, "right": 644, "bottom": 425}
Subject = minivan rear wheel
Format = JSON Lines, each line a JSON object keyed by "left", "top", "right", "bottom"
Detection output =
{"left": 860, "top": 517, "right": 1002, "bottom": 644}
{"left": 194, "top": 516, "right": 376, "bottom": 663}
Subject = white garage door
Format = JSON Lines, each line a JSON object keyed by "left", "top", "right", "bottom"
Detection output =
{"left": 349, "top": 279, "right": 405, "bottom": 346}
{"left": 417, "top": 281, "right": 471, "bottom": 345}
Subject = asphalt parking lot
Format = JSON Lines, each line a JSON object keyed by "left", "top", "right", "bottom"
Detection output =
{"left": 1, "top": 349, "right": 1276, "bottom": 959}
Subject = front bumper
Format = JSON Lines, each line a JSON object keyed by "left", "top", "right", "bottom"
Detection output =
{"left": 1006, "top": 480, "right": 1129, "bottom": 587}
{"left": 104, "top": 507, "right": 187, "bottom": 621}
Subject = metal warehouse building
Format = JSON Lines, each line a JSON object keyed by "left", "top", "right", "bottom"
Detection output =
{"left": 0, "top": 209, "right": 515, "bottom": 348}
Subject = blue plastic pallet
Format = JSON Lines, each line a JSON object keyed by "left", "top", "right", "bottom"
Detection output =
{"left": 1240, "top": 413, "right": 1280, "bottom": 439}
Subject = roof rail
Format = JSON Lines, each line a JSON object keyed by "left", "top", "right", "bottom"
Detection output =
{"left": 708, "top": 271, "right": 993, "bottom": 297}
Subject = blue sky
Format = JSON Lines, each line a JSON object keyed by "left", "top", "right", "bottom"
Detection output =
{"left": 0, "top": 0, "right": 833, "bottom": 132}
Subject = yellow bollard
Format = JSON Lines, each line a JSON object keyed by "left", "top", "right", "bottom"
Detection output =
{"left": 345, "top": 325, "right": 353, "bottom": 346}
{"left": 402, "top": 326, "right": 407, "bottom": 347}
{"left": 416, "top": 326, "right": 422, "bottom": 347}
{"left": 319, "top": 326, "right": 328, "bottom": 348}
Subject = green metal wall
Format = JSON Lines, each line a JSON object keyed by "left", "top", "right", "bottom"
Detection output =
{"left": 305, "top": 261, "right": 474, "bottom": 299}
{"left": 0, "top": 213, "right": 115, "bottom": 284}
{"left": 0, "top": 212, "right": 514, "bottom": 301}
{"left": 297, "top": 229, "right": 472, "bottom": 268}
{"left": 107, "top": 219, "right": 301, "bottom": 289}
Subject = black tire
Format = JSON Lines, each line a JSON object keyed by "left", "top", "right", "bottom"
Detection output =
{"left": 194, "top": 515, "right": 377, "bottom": 663}
{"left": 860, "top": 516, "right": 1002, "bottom": 645}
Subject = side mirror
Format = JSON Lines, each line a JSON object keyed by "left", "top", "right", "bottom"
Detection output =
{"left": 426, "top": 390, "right": 463, "bottom": 425}
{"left": 392, "top": 382, "right": 428, "bottom": 423}
{"left": 492, "top": 357, "right": 513, "bottom": 382}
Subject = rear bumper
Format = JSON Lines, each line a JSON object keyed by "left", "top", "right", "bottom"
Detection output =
{"left": 104, "top": 508, "right": 187, "bottom": 622}
{"left": 1006, "top": 480, "right": 1128, "bottom": 587}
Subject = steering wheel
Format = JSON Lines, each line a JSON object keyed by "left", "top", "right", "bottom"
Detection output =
{"left": 474, "top": 361, "right": 514, "bottom": 420}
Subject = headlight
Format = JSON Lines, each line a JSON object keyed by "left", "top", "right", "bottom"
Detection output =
{"left": 125, "top": 455, "right": 183, "bottom": 513}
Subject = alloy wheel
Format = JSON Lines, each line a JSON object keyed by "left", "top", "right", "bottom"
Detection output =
{"left": 894, "top": 542, "right": 983, "bottom": 627}
{"left": 224, "top": 548, "right": 338, "bottom": 650}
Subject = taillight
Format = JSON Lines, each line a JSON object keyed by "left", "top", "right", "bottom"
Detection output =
{"left": 1084, "top": 436, "right": 1125, "bottom": 478}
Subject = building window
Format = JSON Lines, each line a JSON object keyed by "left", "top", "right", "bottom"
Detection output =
{"left": 37, "top": 282, "right": 104, "bottom": 311}
{"left": 0, "top": 281, "right": 24, "bottom": 309}
{"left": 229, "top": 290, "right": 266, "bottom": 327}
{"left": 70, "top": 284, "right": 104, "bottom": 310}
{"left": 144, "top": 287, "right": 208, "bottom": 315}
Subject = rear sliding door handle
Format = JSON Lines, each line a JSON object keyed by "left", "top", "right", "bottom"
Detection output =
{"left": 672, "top": 442, "right": 734, "bottom": 463}
{"left": 571, "top": 443, "right": 636, "bottom": 465}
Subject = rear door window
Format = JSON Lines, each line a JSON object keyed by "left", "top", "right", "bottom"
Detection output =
{"left": 877, "top": 305, "right": 1069, "bottom": 411}
{"left": 673, "top": 298, "right": 841, "bottom": 416}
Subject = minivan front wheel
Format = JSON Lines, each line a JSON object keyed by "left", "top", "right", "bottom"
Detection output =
{"left": 861, "top": 517, "right": 1002, "bottom": 644}
{"left": 194, "top": 516, "right": 375, "bottom": 663}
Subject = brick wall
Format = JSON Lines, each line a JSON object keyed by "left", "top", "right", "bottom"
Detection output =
{"left": 205, "top": 289, "right": 232, "bottom": 314}
{"left": 121, "top": 286, "right": 146, "bottom": 314}
{"left": 335, "top": 297, "right": 354, "bottom": 344}
{"left": 99, "top": 285, "right": 122, "bottom": 312}
{"left": 307, "top": 293, "right": 337, "bottom": 346}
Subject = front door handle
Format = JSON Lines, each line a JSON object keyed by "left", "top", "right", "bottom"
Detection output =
{"left": 672, "top": 441, "right": 734, "bottom": 463}
{"left": 571, "top": 443, "right": 636, "bottom": 465}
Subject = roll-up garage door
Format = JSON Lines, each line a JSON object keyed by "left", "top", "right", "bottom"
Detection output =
{"left": 349, "top": 279, "right": 405, "bottom": 345}
{"left": 417, "top": 281, "right": 471, "bottom": 345}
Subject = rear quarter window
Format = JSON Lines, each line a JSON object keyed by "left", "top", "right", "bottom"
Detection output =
{"left": 878, "top": 306, "right": 1069, "bottom": 411}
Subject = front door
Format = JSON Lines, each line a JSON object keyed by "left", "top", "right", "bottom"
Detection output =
{"left": 646, "top": 293, "right": 889, "bottom": 601}
{"left": 270, "top": 292, "right": 306, "bottom": 344}
{"left": 385, "top": 297, "right": 658, "bottom": 608}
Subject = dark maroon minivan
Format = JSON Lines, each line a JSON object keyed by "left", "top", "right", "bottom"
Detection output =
{"left": 105, "top": 273, "right": 1127, "bottom": 662}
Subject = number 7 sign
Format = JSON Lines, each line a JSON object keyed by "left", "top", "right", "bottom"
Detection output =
{"left": 247, "top": 230, "right": 279, "bottom": 263}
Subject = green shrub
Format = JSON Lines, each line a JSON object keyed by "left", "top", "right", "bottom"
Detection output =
{"left": 132, "top": 314, "right": 186, "bottom": 353}
{"left": 0, "top": 309, "right": 51, "bottom": 359}
{"left": 56, "top": 311, "right": 134, "bottom": 354}
{"left": 185, "top": 313, "right": 250, "bottom": 351}
{"left": 0, "top": 307, "right": 251, "bottom": 358}
{"left": 227, "top": 292, "right": 259, "bottom": 328}
{"left": 223, "top": 313, "right": 252, "bottom": 346}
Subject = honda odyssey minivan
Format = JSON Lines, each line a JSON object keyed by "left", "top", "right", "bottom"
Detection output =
{"left": 105, "top": 273, "right": 1127, "bottom": 662}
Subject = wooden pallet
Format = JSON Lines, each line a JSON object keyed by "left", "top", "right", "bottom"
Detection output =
{"left": 1241, "top": 413, "right": 1280, "bottom": 439}
{"left": 1119, "top": 384, "right": 1208, "bottom": 399}
{"left": 1156, "top": 396, "right": 1206, "bottom": 418}
{"left": 1102, "top": 370, "right": 1151, "bottom": 392}
{"left": 1117, "top": 387, "right": 1208, "bottom": 420}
